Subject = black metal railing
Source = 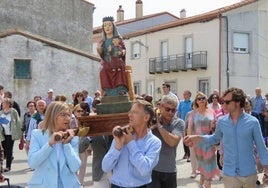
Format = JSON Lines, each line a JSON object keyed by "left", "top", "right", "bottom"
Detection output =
{"left": 149, "top": 51, "right": 207, "bottom": 74}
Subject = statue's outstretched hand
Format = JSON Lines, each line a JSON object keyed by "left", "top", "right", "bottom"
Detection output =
{"left": 97, "top": 41, "right": 104, "bottom": 55}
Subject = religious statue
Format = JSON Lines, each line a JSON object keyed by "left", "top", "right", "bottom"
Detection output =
{"left": 97, "top": 16, "right": 128, "bottom": 96}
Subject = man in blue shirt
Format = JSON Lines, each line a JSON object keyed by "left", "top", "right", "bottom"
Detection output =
{"left": 176, "top": 90, "right": 192, "bottom": 162}
{"left": 251, "top": 87, "right": 266, "bottom": 138}
{"left": 102, "top": 99, "right": 161, "bottom": 188}
{"left": 82, "top": 90, "right": 93, "bottom": 111}
{"left": 184, "top": 87, "right": 268, "bottom": 188}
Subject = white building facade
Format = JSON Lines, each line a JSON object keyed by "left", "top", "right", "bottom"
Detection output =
{"left": 123, "top": 0, "right": 268, "bottom": 100}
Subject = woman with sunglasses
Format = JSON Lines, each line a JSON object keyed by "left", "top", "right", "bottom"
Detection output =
{"left": 70, "top": 104, "right": 92, "bottom": 186}
{"left": 208, "top": 94, "right": 221, "bottom": 112}
{"left": 187, "top": 92, "right": 220, "bottom": 188}
{"left": 73, "top": 92, "right": 85, "bottom": 106}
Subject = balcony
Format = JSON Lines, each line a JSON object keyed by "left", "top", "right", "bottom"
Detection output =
{"left": 149, "top": 51, "right": 207, "bottom": 74}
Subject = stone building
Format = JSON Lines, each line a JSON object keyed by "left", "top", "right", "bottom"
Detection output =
{"left": 0, "top": 0, "right": 94, "bottom": 52}
{"left": 0, "top": 0, "right": 100, "bottom": 113}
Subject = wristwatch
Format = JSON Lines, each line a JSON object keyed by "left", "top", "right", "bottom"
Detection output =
{"left": 158, "top": 124, "right": 163, "bottom": 129}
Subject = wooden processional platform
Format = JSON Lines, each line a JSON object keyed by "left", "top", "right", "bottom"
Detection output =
{"left": 77, "top": 65, "right": 135, "bottom": 136}
{"left": 77, "top": 112, "right": 129, "bottom": 136}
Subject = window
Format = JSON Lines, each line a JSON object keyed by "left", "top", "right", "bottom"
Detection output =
{"left": 233, "top": 32, "right": 249, "bottom": 53}
{"left": 147, "top": 81, "right": 154, "bottom": 96}
{"left": 92, "top": 42, "right": 98, "bottom": 55}
{"left": 133, "top": 82, "right": 141, "bottom": 95}
{"left": 14, "top": 59, "right": 31, "bottom": 79}
{"left": 161, "top": 41, "right": 169, "bottom": 71}
{"left": 161, "top": 41, "right": 168, "bottom": 58}
{"left": 132, "top": 42, "right": 141, "bottom": 59}
{"left": 198, "top": 79, "right": 209, "bottom": 96}
{"left": 185, "top": 36, "right": 193, "bottom": 68}
{"left": 163, "top": 81, "right": 177, "bottom": 96}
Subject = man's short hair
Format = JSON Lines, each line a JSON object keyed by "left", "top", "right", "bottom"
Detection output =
{"left": 82, "top": 90, "right": 88, "bottom": 95}
{"left": 4, "top": 91, "right": 12, "bottom": 98}
{"left": 161, "top": 96, "right": 178, "bottom": 107}
{"left": 162, "top": 83, "right": 170, "bottom": 88}
{"left": 223, "top": 87, "right": 246, "bottom": 108}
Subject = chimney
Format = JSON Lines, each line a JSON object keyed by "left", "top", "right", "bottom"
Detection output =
{"left": 180, "top": 9, "right": 186, "bottom": 19}
{"left": 136, "top": 0, "right": 143, "bottom": 18}
{"left": 117, "top": 5, "right": 124, "bottom": 22}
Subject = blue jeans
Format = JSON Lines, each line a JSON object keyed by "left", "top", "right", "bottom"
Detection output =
{"left": 111, "top": 184, "right": 147, "bottom": 188}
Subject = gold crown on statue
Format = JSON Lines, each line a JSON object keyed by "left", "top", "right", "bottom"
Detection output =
{"left": 103, "top": 16, "right": 114, "bottom": 22}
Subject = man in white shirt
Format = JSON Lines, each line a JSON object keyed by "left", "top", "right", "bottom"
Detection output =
{"left": 161, "top": 83, "right": 179, "bottom": 104}
{"left": 44, "top": 88, "right": 55, "bottom": 106}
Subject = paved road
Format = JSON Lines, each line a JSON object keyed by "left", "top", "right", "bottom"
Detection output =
{"left": 0, "top": 141, "right": 265, "bottom": 188}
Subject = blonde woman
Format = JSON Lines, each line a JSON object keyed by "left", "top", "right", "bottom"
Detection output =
{"left": 28, "top": 102, "right": 81, "bottom": 188}
{"left": 187, "top": 92, "right": 220, "bottom": 188}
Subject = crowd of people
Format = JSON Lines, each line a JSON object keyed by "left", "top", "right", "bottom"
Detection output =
{"left": 1, "top": 14, "right": 268, "bottom": 188}
{"left": 185, "top": 87, "right": 268, "bottom": 188}
{"left": 0, "top": 83, "right": 268, "bottom": 188}
{"left": 0, "top": 85, "right": 102, "bottom": 186}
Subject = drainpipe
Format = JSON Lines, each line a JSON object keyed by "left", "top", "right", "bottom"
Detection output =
{"left": 219, "top": 16, "right": 222, "bottom": 94}
{"left": 222, "top": 16, "right": 230, "bottom": 89}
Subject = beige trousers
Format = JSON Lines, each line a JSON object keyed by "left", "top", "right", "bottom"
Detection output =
{"left": 222, "top": 173, "right": 257, "bottom": 188}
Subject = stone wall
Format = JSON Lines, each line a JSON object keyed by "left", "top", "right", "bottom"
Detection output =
{"left": 0, "top": 33, "right": 100, "bottom": 116}
{"left": 0, "top": 0, "right": 94, "bottom": 52}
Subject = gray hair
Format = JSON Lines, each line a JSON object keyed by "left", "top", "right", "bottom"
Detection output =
{"left": 161, "top": 96, "right": 178, "bottom": 107}
{"left": 36, "top": 99, "right": 46, "bottom": 106}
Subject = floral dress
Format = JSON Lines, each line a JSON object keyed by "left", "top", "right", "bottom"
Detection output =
{"left": 189, "top": 109, "right": 220, "bottom": 180}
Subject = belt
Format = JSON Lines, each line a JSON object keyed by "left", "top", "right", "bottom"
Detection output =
{"left": 111, "top": 184, "right": 147, "bottom": 188}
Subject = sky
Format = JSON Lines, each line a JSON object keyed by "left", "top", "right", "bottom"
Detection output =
{"left": 91, "top": 0, "right": 242, "bottom": 27}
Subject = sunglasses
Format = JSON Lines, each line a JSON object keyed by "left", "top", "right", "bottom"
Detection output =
{"left": 221, "top": 99, "right": 234, "bottom": 105}
{"left": 163, "top": 107, "right": 176, "bottom": 113}
{"left": 197, "top": 97, "right": 206, "bottom": 101}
